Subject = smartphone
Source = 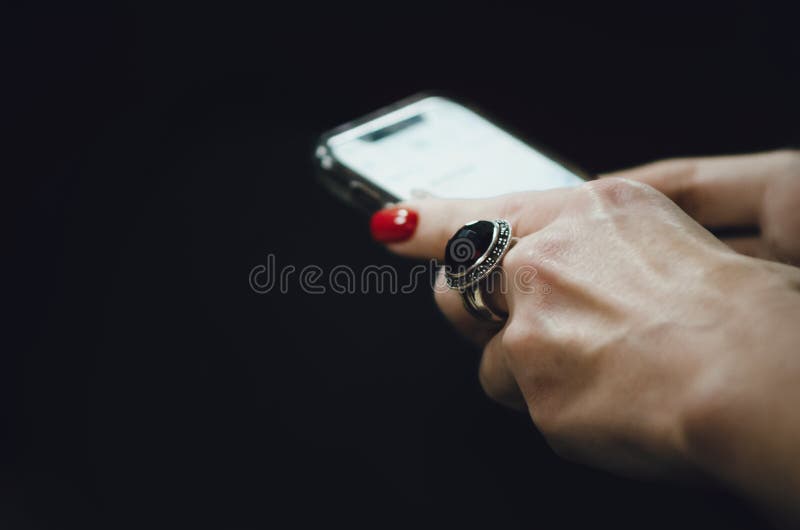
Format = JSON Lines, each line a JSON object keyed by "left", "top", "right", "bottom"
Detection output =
{"left": 315, "top": 93, "right": 590, "bottom": 212}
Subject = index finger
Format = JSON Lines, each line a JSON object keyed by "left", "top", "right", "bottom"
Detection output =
{"left": 379, "top": 188, "right": 570, "bottom": 260}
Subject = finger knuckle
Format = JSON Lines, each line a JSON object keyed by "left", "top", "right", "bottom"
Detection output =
{"left": 504, "top": 233, "right": 568, "bottom": 279}
{"left": 478, "top": 340, "right": 520, "bottom": 406}
{"left": 500, "top": 320, "right": 538, "bottom": 363}
{"left": 534, "top": 408, "right": 564, "bottom": 440}
{"left": 526, "top": 393, "right": 572, "bottom": 447}
{"left": 477, "top": 362, "right": 505, "bottom": 404}
{"left": 582, "top": 176, "right": 659, "bottom": 208}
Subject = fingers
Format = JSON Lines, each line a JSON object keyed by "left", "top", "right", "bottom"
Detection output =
{"left": 433, "top": 269, "right": 507, "bottom": 346}
{"left": 601, "top": 150, "right": 798, "bottom": 228}
{"left": 723, "top": 236, "right": 773, "bottom": 260}
{"left": 432, "top": 268, "right": 524, "bottom": 410}
{"left": 381, "top": 188, "right": 569, "bottom": 260}
{"left": 435, "top": 276, "right": 526, "bottom": 410}
{"left": 479, "top": 331, "right": 526, "bottom": 410}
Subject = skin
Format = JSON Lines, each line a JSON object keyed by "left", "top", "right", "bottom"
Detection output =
{"left": 382, "top": 150, "right": 800, "bottom": 524}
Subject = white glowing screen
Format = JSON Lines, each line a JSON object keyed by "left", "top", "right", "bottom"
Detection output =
{"left": 327, "top": 96, "right": 583, "bottom": 200}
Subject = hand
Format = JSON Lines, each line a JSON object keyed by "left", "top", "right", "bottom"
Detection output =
{"left": 604, "top": 149, "right": 800, "bottom": 265}
{"left": 372, "top": 172, "right": 800, "bottom": 521}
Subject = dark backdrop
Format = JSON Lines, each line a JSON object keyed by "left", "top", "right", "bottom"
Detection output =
{"left": 6, "top": 3, "right": 798, "bottom": 529}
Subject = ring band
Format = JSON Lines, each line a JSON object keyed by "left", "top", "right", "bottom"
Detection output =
{"left": 461, "top": 280, "right": 508, "bottom": 323}
{"left": 444, "top": 219, "right": 514, "bottom": 323}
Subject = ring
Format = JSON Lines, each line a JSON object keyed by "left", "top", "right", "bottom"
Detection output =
{"left": 444, "top": 219, "right": 514, "bottom": 323}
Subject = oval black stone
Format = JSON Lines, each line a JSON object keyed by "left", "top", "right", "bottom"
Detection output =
{"left": 444, "top": 220, "right": 495, "bottom": 272}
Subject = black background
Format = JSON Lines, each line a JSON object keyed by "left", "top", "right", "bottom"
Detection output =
{"left": 6, "top": 2, "right": 798, "bottom": 528}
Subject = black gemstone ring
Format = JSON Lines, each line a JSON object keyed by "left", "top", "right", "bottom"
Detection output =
{"left": 444, "top": 220, "right": 514, "bottom": 322}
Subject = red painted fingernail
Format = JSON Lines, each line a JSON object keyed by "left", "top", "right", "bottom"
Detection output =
{"left": 370, "top": 207, "right": 419, "bottom": 243}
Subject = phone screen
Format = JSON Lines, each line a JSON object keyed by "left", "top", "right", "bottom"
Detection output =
{"left": 325, "top": 96, "right": 584, "bottom": 200}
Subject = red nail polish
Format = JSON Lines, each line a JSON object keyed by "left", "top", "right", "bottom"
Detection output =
{"left": 370, "top": 207, "right": 419, "bottom": 243}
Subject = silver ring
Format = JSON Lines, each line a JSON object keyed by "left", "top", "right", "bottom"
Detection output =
{"left": 461, "top": 280, "right": 508, "bottom": 323}
{"left": 444, "top": 219, "right": 514, "bottom": 323}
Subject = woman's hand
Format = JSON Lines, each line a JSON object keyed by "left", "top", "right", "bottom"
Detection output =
{"left": 604, "top": 149, "right": 800, "bottom": 265}
{"left": 370, "top": 159, "right": 800, "bottom": 521}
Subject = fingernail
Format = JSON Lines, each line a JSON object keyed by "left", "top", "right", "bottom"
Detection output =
{"left": 370, "top": 207, "right": 419, "bottom": 243}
